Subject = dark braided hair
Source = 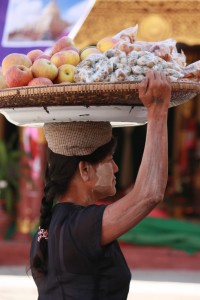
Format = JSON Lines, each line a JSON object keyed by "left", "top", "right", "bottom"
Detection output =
{"left": 31, "top": 137, "right": 117, "bottom": 275}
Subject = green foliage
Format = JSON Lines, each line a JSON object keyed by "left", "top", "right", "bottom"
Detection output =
{"left": 0, "top": 134, "right": 27, "bottom": 214}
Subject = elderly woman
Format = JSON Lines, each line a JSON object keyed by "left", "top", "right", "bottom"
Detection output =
{"left": 30, "top": 70, "right": 171, "bottom": 300}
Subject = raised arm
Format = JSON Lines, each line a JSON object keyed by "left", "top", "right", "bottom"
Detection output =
{"left": 101, "top": 70, "right": 171, "bottom": 245}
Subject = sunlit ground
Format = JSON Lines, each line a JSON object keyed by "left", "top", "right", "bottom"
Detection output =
{"left": 0, "top": 267, "right": 200, "bottom": 300}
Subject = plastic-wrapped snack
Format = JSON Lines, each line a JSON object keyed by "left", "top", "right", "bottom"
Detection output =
{"left": 113, "top": 24, "right": 138, "bottom": 43}
{"left": 115, "top": 68, "right": 130, "bottom": 81}
{"left": 137, "top": 53, "right": 160, "bottom": 67}
{"left": 105, "top": 49, "right": 126, "bottom": 59}
{"left": 167, "top": 61, "right": 184, "bottom": 72}
{"left": 74, "top": 69, "right": 94, "bottom": 83}
{"left": 163, "top": 68, "right": 184, "bottom": 79}
{"left": 75, "top": 53, "right": 116, "bottom": 83}
{"left": 168, "top": 76, "right": 179, "bottom": 81}
{"left": 95, "top": 60, "right": 113, "bottom": 73}
{"left": 128, "top": 74, "right": 145, "bottom": 82}
{"left": 137, "top": 51, "right": 151, "bottom": 58}
{"left": 150, "top": 44, "right": 171, "bottom": 61}
{"left": 183, "top": 61, "right": 200, "bottom": 78}
{"left": 109, "top": 56, "right": 121, "bottom": 65}
{"left": 113, "top": 40, "right": 135, "bottom": 54}
{"left": 90, "top": 69, "right": 110, "bottom": 82}
{"left": 170, "top": 50, "right": 186, "bottom": 67}
{"left": 127, "top": 51, "right": 139, "bottom": 66}
{"left": 107, "top": 73, "right": 117, "bottom": 82}
{"left": 131, "top": 65, "right": 149, "bottom": 75}
{"left": 180, "top": 76, "right": 199, "bottom": 82}
{"left": 149, "top": 39, "right": 176, "bottom": 61}
{"left": 115, "top": 63, "right": 131, "bottom": 73}
{"left": 152, "top": 64, "right": 165, "bottom": 72}
{"left": 83, "top": 53, "right": 106, "bottom": 67}
{"left": 131, "top": 41, "right": 151, "bottom": 52}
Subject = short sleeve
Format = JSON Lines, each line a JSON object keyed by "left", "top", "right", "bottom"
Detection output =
{"left": 68, "top": 204, "right": 106, "bottom": 260}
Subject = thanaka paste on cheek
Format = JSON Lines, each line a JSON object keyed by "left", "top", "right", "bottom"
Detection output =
{"left": 95, "top": 162, "right": 114, "bottom": 189}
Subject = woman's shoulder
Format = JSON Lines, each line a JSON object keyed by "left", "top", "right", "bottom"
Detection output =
{"left": 53, "top": 202, "right": 107, "bottom": 219}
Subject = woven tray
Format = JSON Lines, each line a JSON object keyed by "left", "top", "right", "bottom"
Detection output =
{"left": 0, "top": 80, "right": 199, "bottom": 109}
{"left": 0, "top": 81, "right": 199, "bottom": 127}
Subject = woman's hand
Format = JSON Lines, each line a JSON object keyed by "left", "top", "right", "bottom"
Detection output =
{"left": 138, "top": 70, "right": 171, "bottom": 117}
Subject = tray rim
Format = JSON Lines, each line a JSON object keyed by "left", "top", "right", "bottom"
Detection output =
{"left": 0, "top": 80, "right": 199, "bottom": 109}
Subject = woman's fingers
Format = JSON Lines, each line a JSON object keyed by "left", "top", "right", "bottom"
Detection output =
{"left": 138, "top": 70, "right": 172, "bottom": 108}
{"left": 138, "top": 77, "right": 149, "bottom": 97}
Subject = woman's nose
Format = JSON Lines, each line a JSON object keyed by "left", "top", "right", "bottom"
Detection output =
{"left": 113, "top": 160, "right": 119, "bottom": 173}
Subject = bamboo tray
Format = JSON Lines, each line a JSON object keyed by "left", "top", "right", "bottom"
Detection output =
{"left": 0, "top": 81, "right": 199, "bottom": 127}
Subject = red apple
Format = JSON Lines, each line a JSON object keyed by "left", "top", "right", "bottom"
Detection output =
{"left": 62, "top": 45, "right": 79, "bottom": 54}
{"left": 2, "top": 53, "right": 32, "bottom": 75}
{"left": 50, "top": 36, "right": 75, "bottom": 56}
{"left": 27, "top": 49, "right": 44, "bottom": 62}
{"left": 28, "top": 77, "right": 53, "bottom": 86}
{"left": 5, "top": 65, "right": 33, "bottom": 87}
{"left": 31, "top": 59, "right": 58, "bottom": 81}
{"left": 35, "top": 54, "right": 51, "bottom": 61}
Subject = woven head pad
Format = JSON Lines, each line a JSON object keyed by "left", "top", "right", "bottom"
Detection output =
{"left": 43, "top": 121, "right": 112, "bottom": 156}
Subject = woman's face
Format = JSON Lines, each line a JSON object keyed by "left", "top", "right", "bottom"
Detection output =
{"left": 90, "top": 154, "right": 119, "bottom": 200}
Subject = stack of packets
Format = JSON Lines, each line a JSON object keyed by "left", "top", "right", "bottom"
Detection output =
{"left": 74, "top": 24, "right": 200, "bottom": 84}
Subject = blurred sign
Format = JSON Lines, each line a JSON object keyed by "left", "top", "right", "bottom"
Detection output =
{"left": 0, "top": 0, "right": 95, "bottom": 63}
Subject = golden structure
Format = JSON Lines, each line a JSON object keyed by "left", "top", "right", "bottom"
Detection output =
{"left": 74, "top": 0, "right": 200, "bottom": 49}
{"left": 73, "top": 0, "right": 200, "bottom": 215}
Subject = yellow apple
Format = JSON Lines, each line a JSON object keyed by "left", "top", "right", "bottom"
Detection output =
{"left": 55, "top": 64, "right": 76, "bottom": 83}
{"left": 50, "top": 36, "right": 75, "bottom": 56}
{"left": 97, "top": 37, "right": 119, "bottom": 52}
{"left": 27, "top": 49, "right": 44, "bottom": 62}
{"left": 28, "top": 77, "right": 53, "bottom": 86}
{"left": 51, "top": 50, "right": 80, "bottom": 68}
{"left": 80, "top": 46, "right": 101, "bottom": 61}
{"left": 5, "top": 65, "right": 33, "bottom": 87}
{"left": 31, "top": 58, "right": 58, "bottom": 81}
{"left": 0, "top": 73, "right": 8, "bottom": 89}
{"left": 2, "top": 53, "right": 32, "bottom": 75}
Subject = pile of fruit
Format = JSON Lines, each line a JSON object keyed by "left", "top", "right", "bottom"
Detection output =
{"left": 0, "top": 24, "right": 200, "bottom": 89}
{"left": 0, "top": 37, "right": 83, "bottom": 89}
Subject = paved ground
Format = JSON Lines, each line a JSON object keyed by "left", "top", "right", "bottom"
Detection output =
{"left": 0, "top": 266, "right": 200, "bottom": 300}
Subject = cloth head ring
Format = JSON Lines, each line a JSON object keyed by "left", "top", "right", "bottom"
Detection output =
{"left": 43, "top": 121, "right": 112, "bottom": 156}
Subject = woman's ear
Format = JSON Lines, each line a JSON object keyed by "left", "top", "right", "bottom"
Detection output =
{"left": 79, "top": 161, "right": 90, "bottom": 182}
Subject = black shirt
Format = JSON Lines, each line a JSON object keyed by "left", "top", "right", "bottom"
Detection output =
{"left": 30, "top": 202, "right": 131, "bottom": 300}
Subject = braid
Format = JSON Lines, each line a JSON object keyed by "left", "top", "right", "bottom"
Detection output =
{"left": 40, "top": 182, "right": 55, "bottom": 228}
{"left": 32, "top": 178, "right": 57, "bottom": 275}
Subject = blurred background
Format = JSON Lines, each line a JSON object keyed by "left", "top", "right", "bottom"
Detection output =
{"left": 0, "top": 1, "right": 200, "bottom": 299}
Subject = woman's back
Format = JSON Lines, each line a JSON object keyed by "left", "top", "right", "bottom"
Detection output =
{"left": 30, "top": 202, "right": 131, "bottom": 300}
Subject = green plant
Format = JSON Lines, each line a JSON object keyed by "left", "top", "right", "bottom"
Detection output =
{"left": 0, "top": 134, "right": 25, "bottom": 214}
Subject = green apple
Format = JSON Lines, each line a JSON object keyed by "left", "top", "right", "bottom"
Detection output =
{"left": 55, "top": 64, "right": 76, "bottom": 83}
